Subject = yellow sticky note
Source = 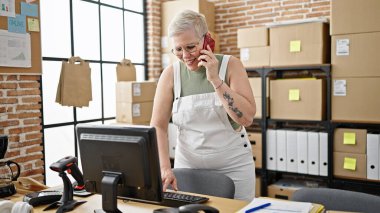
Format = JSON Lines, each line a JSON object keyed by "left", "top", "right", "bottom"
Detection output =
{"left": 289, "top": 89, "right": 300, "bottom": 101}
{"left": 290, "top": 40, "right": 301, "bottom": 52}
{"left": 27, "top": 18, "right": 40, "bottom": 32}
{"left": 343, "top": 132, "right": 356, "bottom": 145}
{"left": 343, "top": 157, "right": 356, "bottom": 171}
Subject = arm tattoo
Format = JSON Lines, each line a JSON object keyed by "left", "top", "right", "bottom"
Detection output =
{"left": 223, "top": 92, "right": 243, "bottom": 118}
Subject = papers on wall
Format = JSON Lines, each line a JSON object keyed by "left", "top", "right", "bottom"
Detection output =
{"left": 0, "top": 30, "right": 31, "bottom": 68}
{"left": 237, "top": 197, "right": 312, "bottom": 213}
{"left": 8, "top": 14, "right": 26, "bottom": 33}
{"left": 0, "top": 0, "right": 15, "bottom": 17}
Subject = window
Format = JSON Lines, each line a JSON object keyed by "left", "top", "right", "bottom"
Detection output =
{"left": 40, "top": 0, "right": 146, "bottom": 186}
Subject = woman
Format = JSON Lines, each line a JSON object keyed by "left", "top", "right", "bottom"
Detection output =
{"left": 150, "top": 10, "right": 256, "bottom": 201}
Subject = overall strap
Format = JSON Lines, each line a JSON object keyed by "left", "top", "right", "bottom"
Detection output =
{"left": 173, "top": 61, "right": 181, "bottom": 99}
{"left": 219, "top": 55, "right": 231, "bottom": 80}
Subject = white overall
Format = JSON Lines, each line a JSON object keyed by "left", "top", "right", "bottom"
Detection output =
{"left": 171, "top": 55, "right": 255, "bottom": 201}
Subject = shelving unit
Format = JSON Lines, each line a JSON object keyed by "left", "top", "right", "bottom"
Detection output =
{"left": 247, "top": 64, "right": 380, "bottom": 197}
{"left": 246, "top": 64, "right": 332, "bottom": 196}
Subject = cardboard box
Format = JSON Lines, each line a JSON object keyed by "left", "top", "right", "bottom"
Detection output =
{"left": 241, "top": 46, "right": 270, "bottom": 68}
{"left": 253, "top": 147, "right": 262, "bottom": 169}
{"left": 249, "top": 132, "right": 262, "bottom": 169}
{"left": 332, "top": 77, "right": 380, "bottom": 123}
{"left": 270, "top": 22, "right": 330, "bottom": 66}
{"left": 331, "top": 0, "right": 380, "bottom": 35}
{"left": 334, "top": 128, "right": 367, "bottom": 154}
{"left": 332, "top": 32, "right": 380, "bottom": 78}
{"left": 237, "top": 27, "right": 269, "bottom": 48}
{"left": 116, "top": 101, "right": 153, "bottom": 124}
{"left": 255, "top": 176, "right": 261, "bottom": 197}
{"left": 161, "top": 0, "right": 215, "bottom": 36}
{"left": 334, "top": 152, "right": 367, "bottom": 180}
{"left": 248, "top": 132, "right": 262, "bottom": 146}
{"left": 248, "top": 77, "right": 269, "bottom": 98}
{"left": 116, "top": 81, "right": 156, "bottom": 103}
{"left": 270, "top": 78, "right": 326, "bottom": 121}
{"left": 254, "top": 97, "right": 269, "bottom": 119}
{"left": 162, "top": 31, "right": 220, "bottom": 53}
{"left": 267, "top": 183, "right": 299, "bottom": 200}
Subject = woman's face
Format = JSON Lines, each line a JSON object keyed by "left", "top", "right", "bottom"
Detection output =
{"left": 171, "top": 29, "right": 203, "bottom": 71}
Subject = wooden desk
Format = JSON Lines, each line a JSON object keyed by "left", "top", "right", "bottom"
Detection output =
{"left": 9, "top": 192, "right": 248, "bottom": 213}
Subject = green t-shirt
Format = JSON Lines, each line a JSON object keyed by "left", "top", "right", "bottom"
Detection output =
{"left": 178, "top": 54, "right": 240, "bottom": 130}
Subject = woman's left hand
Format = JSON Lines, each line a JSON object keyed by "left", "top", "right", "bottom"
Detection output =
{"left": 198, "top": 45, "right": 220, "bottom": 85}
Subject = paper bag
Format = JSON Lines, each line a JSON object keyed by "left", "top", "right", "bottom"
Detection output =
{"left": 56, "top": 56, "right": 92, "bottom": 107}
{"left": 116, "top": 59, "right": 136, "bottom": 81}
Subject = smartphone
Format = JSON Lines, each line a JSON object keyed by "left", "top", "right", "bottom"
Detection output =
{"left": 202, "top": 32, "right": 215, "bottom": 52}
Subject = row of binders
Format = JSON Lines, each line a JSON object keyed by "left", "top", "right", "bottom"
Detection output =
{"left": 267, "top": 129, "right": 328, "bottom": 176}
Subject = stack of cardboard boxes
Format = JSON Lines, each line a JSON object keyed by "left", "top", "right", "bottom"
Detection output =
{"left": 238, "top": 22, "right": 329, "bottom": 121}
{"left": 331, "top": 0, "right": 380, "bottom": 123}
{"left": 116, "top": 81, "right": 156, "bottom": 125}
{"left": 333, "top": 128, "right": 367, "bottom": 180}
{"left": 248, "top": 77, "right": 269, "bottom": 120}
{"left": 330, "top": 0, "right": 380, "bottom": 181}
{"left": 161, "top": 0, "right": 219, "bottom": 69}
{"left": 237, "top": 27, "right": 270, "bottom": 67}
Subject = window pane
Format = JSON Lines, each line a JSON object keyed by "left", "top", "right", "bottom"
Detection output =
{"left": 135, "top": 65, "right": 145, "bottom": 81}
{"left": 73, "top": 1, "right": 100, "bottom": 60}
{"left": 101, "top": 6, "right": 124, "bottom": 61}
{"left": 102, "top": 64, "right": 117, "bottom": 118}
{"left": 124, "top": 0, "right": 143, "bottom": 12}
{"left": 77, "top": 63, "right": 102, "bottom": 121}
{"left": 101, "top": 0, "right": 122, "bottom": 8}
{"left": 44, "top": 125, "right": 75, "bottom": 186}
{"left": 124, "top": 12, "right": 144, "bottom": 64}
{"left": 40, "top": 0, "right": 71, "bottom": 58}
{"left": 42, "top": 61, "right": 74, "bottom": 125}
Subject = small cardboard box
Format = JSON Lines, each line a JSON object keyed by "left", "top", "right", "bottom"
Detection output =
{"left": 253, "top": 147, "right": 262, "bottom": 169}
{"left": 237, "top": 27, "right": 269, "bottom": 48}
{"left": 254, "top": 97, "right": 269, "bottom": 119}
{"left": 332, "top": 32, "right": 380, "bottom": 78}
{"left": 334, "top": 128, "right": 367, "bottom": 154}
{"left": 267, "top": 183, "right": 299, "bottom": 200}
{"left": 240, "top": 46, "right": 270, "bottom": 68}
{"left": 331, "top": 0, "right": 380, "bottom": 35}
{"left": 270, "top": 78, "right": 326, "bottom": 121}
{"left": 255, "top": 176, "right": 261, "bottom": 197}
{"left": 116, "top": 101, "right": 153, "bottom": 124}
{"left": 332, "top": 77, "right": 380, "bottom": 123}
{"left": 270, "top": 22, "right": 330, "bottom": 66}
{"left": 116, "top": 81, "right": 156, "bottom": 103}
{"left": 248, "top": 77, "right": 269, "bottom": 98}
{"left": 161, "top": 0, "right": 215, "bottom": 36}
{"left": 334, "top": 152, "right": 367, "bottom": 180}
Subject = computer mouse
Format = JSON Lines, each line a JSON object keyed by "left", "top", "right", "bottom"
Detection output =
{"left": 153, "top": 207, "right": 179, "bottom": 213}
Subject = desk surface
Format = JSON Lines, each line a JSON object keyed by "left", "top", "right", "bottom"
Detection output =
{"left": 10, "top": 192, "right": 248, "bottom": 213}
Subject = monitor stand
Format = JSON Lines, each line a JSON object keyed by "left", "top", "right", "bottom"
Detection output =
{"left": 95, "top": 171, "right": 122, "bottom": 213}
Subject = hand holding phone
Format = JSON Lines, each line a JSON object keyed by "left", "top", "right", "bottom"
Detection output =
{"left": 202, "top": 32, "right": 215, "bottom": 52}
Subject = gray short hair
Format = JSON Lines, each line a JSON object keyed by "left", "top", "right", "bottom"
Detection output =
{"left": 168, "top": 10, "right": 208, "bottom": 39}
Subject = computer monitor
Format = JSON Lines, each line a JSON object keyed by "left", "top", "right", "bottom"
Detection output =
{"left": 76, "top": 124, "right": 163, "bottom": 212}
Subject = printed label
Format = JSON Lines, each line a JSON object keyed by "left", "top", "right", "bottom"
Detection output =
{"left": 333, "top": 80, "right": 346, "bottom": 96}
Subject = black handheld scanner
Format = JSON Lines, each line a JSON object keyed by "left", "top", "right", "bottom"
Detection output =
{"left": 50, "top": 156, "right": 85, "bottom": 190}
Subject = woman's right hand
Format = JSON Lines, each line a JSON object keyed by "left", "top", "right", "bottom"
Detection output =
{"left": 161, "top": 168, "right": 178, "bottom": 192}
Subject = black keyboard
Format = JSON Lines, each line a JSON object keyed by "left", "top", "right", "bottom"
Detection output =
{"left": 160, "top": 191, "right": 209, "bottom": 207}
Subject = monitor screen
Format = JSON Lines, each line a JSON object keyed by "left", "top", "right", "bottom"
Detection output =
{"left": 76, "top": 124, "right": 163, "bottom": 210}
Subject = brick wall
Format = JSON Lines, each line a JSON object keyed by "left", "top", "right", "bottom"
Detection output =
{"left": 146, "top": 0, "right": 331, "bottom": 80}
{"left": 0, "top": 75, "right": 44, "bottom": 182}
